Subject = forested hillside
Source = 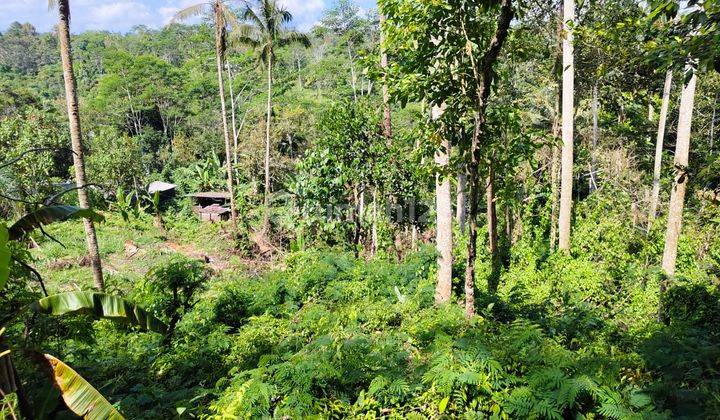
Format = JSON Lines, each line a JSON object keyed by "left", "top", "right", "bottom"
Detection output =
{"left": 1, "top": 0, "right": 720, "bottom": 418}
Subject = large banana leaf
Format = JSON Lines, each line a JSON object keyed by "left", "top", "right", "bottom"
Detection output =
{"left": 8, "top": 205, "right": 104, "bottom": 240}
{"left": 44, "top": 354, "right": 125, "bottom": 420}
{"left": 31, "top": 292, "right": 167, "bottom": 334}
{"left": 0, "top": 224, "right": 8, "bottom": 290}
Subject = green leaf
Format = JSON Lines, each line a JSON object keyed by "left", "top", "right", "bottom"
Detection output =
{"left": 44, "top": 354, "right": 125, "bottom": 420}
{"left": 31, "top": 292, "right": 167, "bottom": 334}
{"left": 438, "top": 396, "right": 450, "bottom": 413}
{"left": 8, "top": 205, "right": 104, "bottom": 240}
{"left": 0, "top": 224, "right": 9, "bottom": 290}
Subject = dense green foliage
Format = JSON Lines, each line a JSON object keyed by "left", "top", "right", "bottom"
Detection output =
{"left": 1, "top": 0, "right": 719, "bottom": 418}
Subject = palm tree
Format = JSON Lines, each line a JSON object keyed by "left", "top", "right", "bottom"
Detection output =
{"left": 172, "top": 0, "right": 240, "bottom": 236}
{"left": 235, "top": 0, "right": 310, "bottom": 231}
{"left": 49, "top": 0, "right": 104, "bottom": 290}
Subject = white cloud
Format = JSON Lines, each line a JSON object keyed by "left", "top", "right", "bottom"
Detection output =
{"left": 84, "top": 1, "right": 154, "bottom": 30}
{"left": 0, "top": 0, "right": 379, "bottom": 34}
{"left": 279, "top": 0, "right": 325, "bottom": 31}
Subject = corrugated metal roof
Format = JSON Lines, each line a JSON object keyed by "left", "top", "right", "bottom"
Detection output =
{"left": 187, "top": 191, "right": 231, "bottom": 199}
{"left": 148, "top": 181, "right": 177, "bottom": 193}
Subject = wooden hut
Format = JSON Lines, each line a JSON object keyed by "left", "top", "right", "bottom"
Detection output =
{"left": 187, "top": 192, "right": 232, "bottom": 222}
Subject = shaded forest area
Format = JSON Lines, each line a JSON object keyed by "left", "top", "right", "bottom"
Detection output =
{"left": 1, "top": 0, "right": 720, "bottom": 418}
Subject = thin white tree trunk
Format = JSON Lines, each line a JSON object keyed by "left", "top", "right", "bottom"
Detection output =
{"left": 57, "top": 0, "right": 104, "bottom": 290}
{"left": 558, "top": 0, "right": 575, "bottom": 252}
{"left": 589, "top": 83, "right": 599, "bottom": 192}
{"left": 372, "top": 187, "right": 378, "bottom": 256}
{"left": 214, "top": 11, "right": 238, "bottom": 236}
{"left": 348, "top": 44, "right": 357, "bottom": 102}
{"left": 433, "top": 104, "right": 452, "bottom": 304}
{"left": 662, "top": 67, "right": 697, "bottom": 277}
{"left": 648, "top": 70, "right": 673, "bottom": 231}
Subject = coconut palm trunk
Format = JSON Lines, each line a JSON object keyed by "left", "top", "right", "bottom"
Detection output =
{"left": 648, "top": 70, "right": 673, "bottom": 231}
{"left": 56, "top": 0, "right": 104, "bottom": 290}
{"left": 263, "top": 52, "right": 273, "bottom": 231}
{"left": 558, "top": 0, "right": 575, "bottom": 252}
{"left": 227, "top": 62, "right": 239, "bottom": 166}
{"left": 212, "top": 1, "right": 239, "bottom": 236}
{"left": 661, "top": 67, "right": 697, "bottom": 278}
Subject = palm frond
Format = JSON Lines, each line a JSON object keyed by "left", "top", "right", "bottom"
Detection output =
{"left": 171, "top": 3, "right": 208, "bottom": 24}
{"left": 47, "top": 0, "right": 57, "bottom": 11}
{"left": 242, "top": 5, "right": 267, "bottom": 33}
{"left": 277, "top": 31, "right": 311, "bottom": 48}
{"left": 277, "top": 9, "right": 293, "bottom": 25}
{"left": 231, "top": 24, "right": 262, "bottom": 48}
{"left": 220, "top": 3, "right": 242, "bottom": 30}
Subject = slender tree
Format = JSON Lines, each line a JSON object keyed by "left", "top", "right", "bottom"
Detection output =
{"left": 50, "top": 0, "right": 104, "bottom": 290}
{"left": 235, "top": 0, "right": 310, "bottom": 232}
{"left": 662, "top": 66, "right": 697, "bottom": 277}
{"left": 648, "top": 70, "right": 673, "bottom": 230}
{"left": 456, "top": 172, "right": 467, "bottom": 232}
{"left": 463, "top": 0, "right": 514, "bottom": 314}
{"left": 432, "top": 104, "right": 453, "bottom": 305}
{"left": 380, "top": 12, "right": 392, "bottom": 140}
{"left": 172, "top": 0, "right": 240, "bottom": 236}
{"left": 557, "top": 0, "right": 575, "bottom": 251}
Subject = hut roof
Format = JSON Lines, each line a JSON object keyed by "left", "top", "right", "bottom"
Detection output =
{"left": 187, "top": 191, "right": 231, "bottom": 199}
{"left": 148, "top": 181, "right": 177, "bottom": 194}
{"left": 198, "top": 204, "right": 231, "bottom": 214}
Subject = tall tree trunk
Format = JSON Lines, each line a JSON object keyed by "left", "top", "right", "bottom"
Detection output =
{"left": 227, "top": 62, "right": 239, "bottom": 168}
{"left": 463, "top": 0, "right": 513, "bottom": 319}
{"left": 372, "top": 187, "right": 378, "bottom": 256}
{"left": 348, "top": 43, "right": 358, "bottom": 102}
{"left": 380, "top": 12, "right": 392, "bottom": 140}
{"left": 456, "top": 172, "right": 467, "bottom": 233}
{"left": 589, "top": 82, "right": 599, "bottom": 192}
{"left": 352, "top": 185, "right": 361, "bottom": 258}
{"left": 648, "top": 70, "right": 673, "bottom": 231}
{"left": 433, "top": 104, "right": 453, "bottom": 305}
{"left": 486, "top": 166, "right": 500, "bottom": 293}
{"left": 263, "top": 52, "right": 273, "bottom": 231}
{"left": 57, "top": 0, "right": 104, "bottom": 290}
{"left": 214, "top": 5, "right": 238, "bottom": 236}
{"left": 549, "top": 143, "right": 560, "bottom": 250}
{"left": 549, "top": 4, "right": 562, "bottom": 251}
{"left": 558, "top": 0, "right": 575, "bottom": 252}
{"left": 662, "top": 67, "right": 697, "bottom": 278}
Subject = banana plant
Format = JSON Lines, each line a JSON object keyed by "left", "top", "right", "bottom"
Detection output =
{"left": 114, "top": 187, "right": 134, "bottom": 223}
{"left": 0, "top": 206, "right": 166, "bottom": 419}
{"left": 7, "top": 205, "right": 104, "bottom": 241}
{"left": 44, "top": 354, "right": 124, "bottom": 420}
{"left": 30, "top": 291, "right": 167, "bottom": 334}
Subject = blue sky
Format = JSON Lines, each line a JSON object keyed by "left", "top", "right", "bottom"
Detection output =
{"left": 0, "top": 0, "right": 377, "bottom": 33}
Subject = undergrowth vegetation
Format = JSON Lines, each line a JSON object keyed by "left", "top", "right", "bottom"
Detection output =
{"left": 13, "top": 195, "right": 716, "bottom": 419}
